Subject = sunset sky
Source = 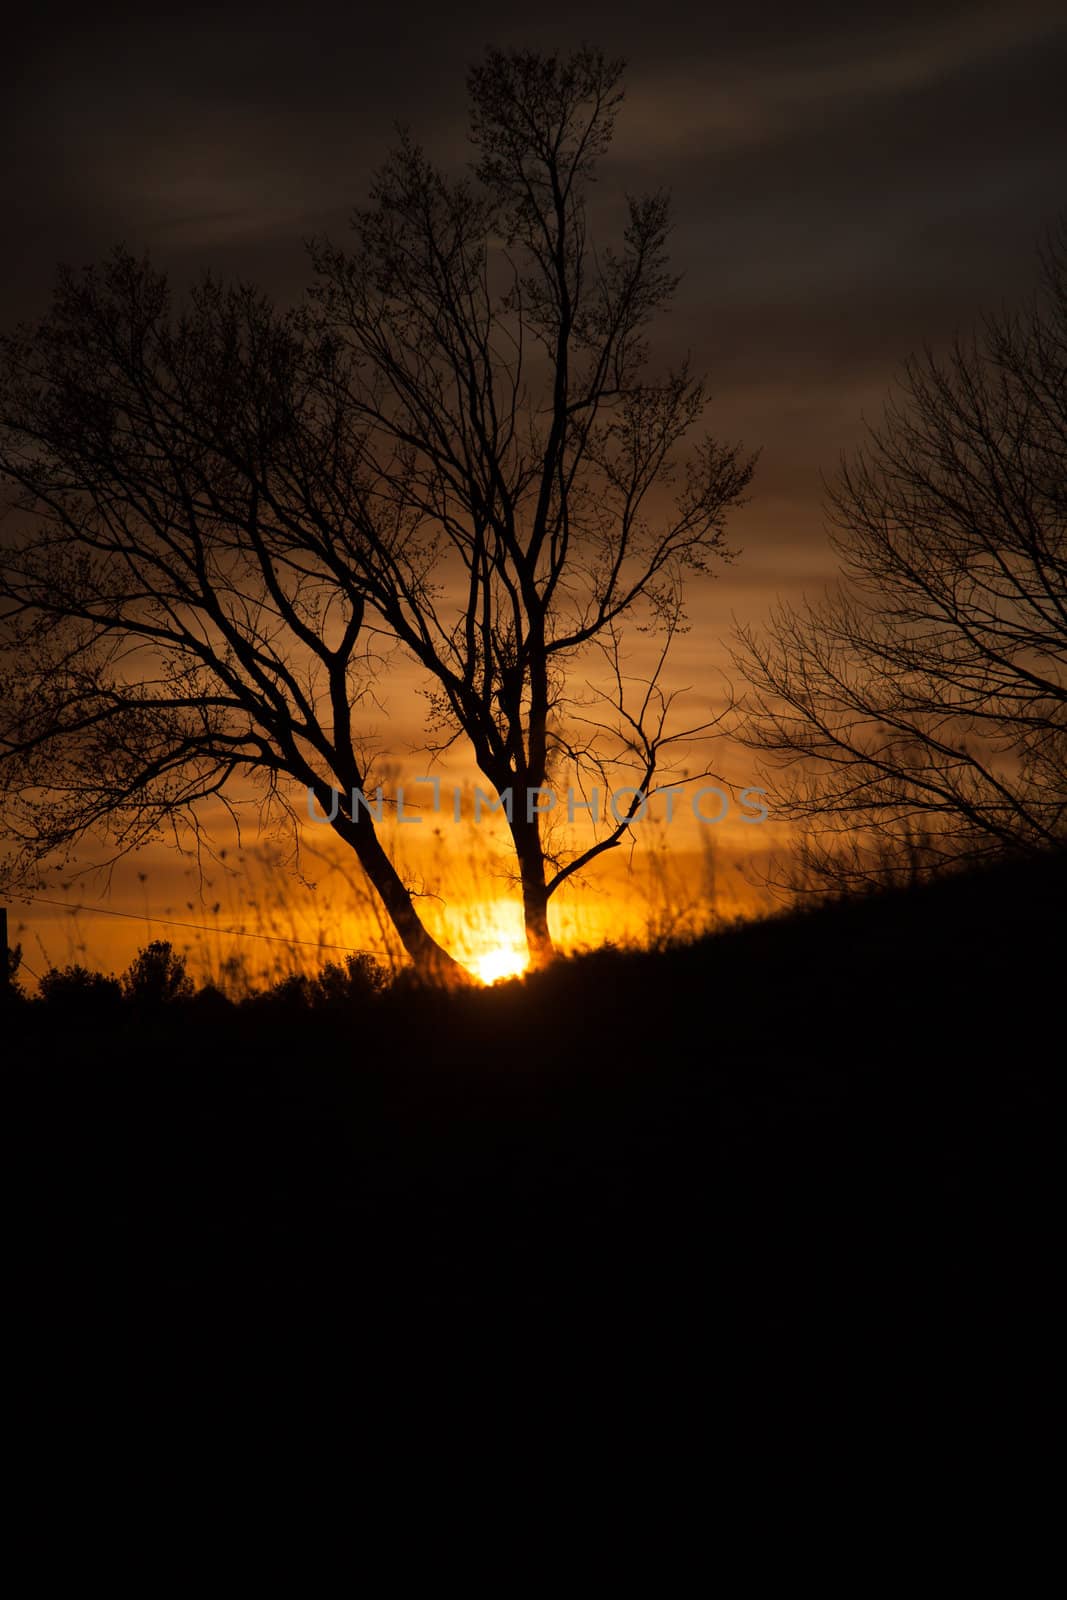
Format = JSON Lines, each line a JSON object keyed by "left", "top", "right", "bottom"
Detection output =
{"left": 3, "top": 1, "right": 1066, "bottom": 982}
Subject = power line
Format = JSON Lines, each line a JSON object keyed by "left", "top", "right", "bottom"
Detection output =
{"left": 12, "top": 894, "right": 384, "bottom": 958}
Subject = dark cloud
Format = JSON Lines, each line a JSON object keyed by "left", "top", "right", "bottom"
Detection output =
{"left": 2, "top": 0, "right": 1064, "bottom": 614}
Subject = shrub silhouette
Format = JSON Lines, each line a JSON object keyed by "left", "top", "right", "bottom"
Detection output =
{"left": 184, "top": 982, "right": 232, "bottom": 1017}
{"left": 246, "top": 953, "right": 388, "bottom": 1016}
{"left": 247, "top": 973, "right": 312, "bottom": 1013}
{"left": 37, "top": 964, "right": 123, "bottom": 1017}
{"left": 311, "top": 954, "right": 388, "bottom": 1007}
{"left": 121, "top": 940, "right": 194, "bottom": 1007}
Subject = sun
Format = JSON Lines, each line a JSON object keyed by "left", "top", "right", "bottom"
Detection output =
{"left": 470, "top": 945, "right": 529, "bottom": 985}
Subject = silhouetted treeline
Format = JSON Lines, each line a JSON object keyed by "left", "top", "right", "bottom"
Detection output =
{"left": 1, "top": 938, "right": 392, "bottom": 1019}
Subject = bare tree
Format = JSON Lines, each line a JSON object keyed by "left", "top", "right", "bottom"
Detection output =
{"left": 303, "top": 46, "right": 754, "bottom": 963}
{"left": 733, "top": 221, "right": 1067, "bottom": 891}
{"left": 0, "top": 260, "right": 468, "bottom": 981}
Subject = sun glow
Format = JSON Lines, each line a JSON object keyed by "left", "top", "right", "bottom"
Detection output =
{"left": 470, "top": 945, "right": 529, "bottom": 985}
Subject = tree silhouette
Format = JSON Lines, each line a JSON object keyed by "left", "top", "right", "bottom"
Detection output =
{"left": 0, "top": 45, "right": 752, "bottom": 973}
{"left": 306, "top": 46, "right": 754, "bottom": 962}
{"left": 734, "top": 222, "right": 1067, "bottom": 890}
{"left": 121, "top": 940, "right": 194, "bottom": 1007}
{"left": 37, "top": 964, "right": 123, "bottom": 1016}
{"left": 0, "top": 258, "right": 467, "bottom": 981}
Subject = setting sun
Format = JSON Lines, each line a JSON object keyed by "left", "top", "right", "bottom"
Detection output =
{"left": 470, "top": 946, "right": 529, "bottom": 986}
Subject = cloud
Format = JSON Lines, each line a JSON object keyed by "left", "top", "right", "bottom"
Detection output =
{"left": 610, "top": 5, "right": 1065, "bottom": 161}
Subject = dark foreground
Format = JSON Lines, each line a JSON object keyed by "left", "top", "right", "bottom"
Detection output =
{"left": 8, "top": 852, "right": 1061, "bottom": 1443}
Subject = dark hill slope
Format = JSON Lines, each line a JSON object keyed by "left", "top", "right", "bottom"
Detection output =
{"left": 9, "top": 849, "right": 1062, "bottom": 1429}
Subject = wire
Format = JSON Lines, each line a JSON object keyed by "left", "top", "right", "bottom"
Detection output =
{"left": 11, "top": 894, "right": 383, "bottom": 958}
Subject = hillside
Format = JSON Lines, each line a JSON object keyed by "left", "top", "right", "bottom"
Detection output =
{"left": 8, "top": 850, "right": 1062, "bottom": 1433}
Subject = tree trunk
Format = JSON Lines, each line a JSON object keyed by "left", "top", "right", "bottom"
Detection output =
{"left": 332, "top": 810, "right": 471, "bottom": 985}
{"left": 510, "top": 812, "right": 556, "bottom": 969}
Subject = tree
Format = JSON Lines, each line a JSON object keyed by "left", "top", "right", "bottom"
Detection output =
{"left": 304, "top": 46, "right": 753, "bottom": 963}
{"left": 733, "top": 222, "right": 1067, "bottom": 891}
{"left": 0, "top": 257, "right": 468, "bottom": 982}
{"left": 37, "top": 964, "right": 123, "bottom": 1017}
{"left": 121, "top": 939, "right": 194, "bottom": 1006}
{"left": 0, "top": 45, "right": 752, "bottom": 974}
